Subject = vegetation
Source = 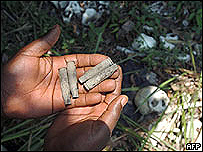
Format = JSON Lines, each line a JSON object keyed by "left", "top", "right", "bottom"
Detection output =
{"left": 1, "top": 1, "right": 202, "bottom": 151}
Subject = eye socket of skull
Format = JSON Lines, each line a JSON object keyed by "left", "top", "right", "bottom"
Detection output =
{"left": 73, "top": 3, "right": 77, "bottom": 7}
{"left": 162, "top": 99, "right": 166, "bottom": 107}
{"left": 150, "top": 99, "right": 158, "bottom": 107}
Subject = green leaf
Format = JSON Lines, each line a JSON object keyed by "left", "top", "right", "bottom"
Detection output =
{"left": 155, "top": 18, "right": 161, "bottom": 26}
{"left": 1, "top": 123, "right": 50, "bottom": 143}
{"left": 94, "top": 32, "right": 103, "bottom": 53}
{"left": 196, "top": 9, "right": 202, "bottom": 28}
{"left": 62, "top": 42, "right": 68, "bottom": 50}
{"left": 1, "top": 119, "right": 34, "bottom": 136}
{"left": 109, "top": 23, "right": 119, "bottom": 28}
{"left": 51, "top": 50, "right": 61, "bottom": 56}
{"left": 111, "top": 27, "right": 120, "bottom": 33}
{"left": 159, "top": 72, "right": 186, "bottom": 88}
{"left": 188, "top": 12, "right": 195, "bottom": 20}
{"left": 176, "top": 2, "right": 182, "bottom": 13}
{"left": 68, "top": 39, "right": 75, "bottom": 44}
{"left": 89, "top": 22, "right": 95, "bottom": 31}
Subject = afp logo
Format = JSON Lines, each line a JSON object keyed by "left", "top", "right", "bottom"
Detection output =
{"left": 186, "top": 143, "right": 201, "bottom": 150}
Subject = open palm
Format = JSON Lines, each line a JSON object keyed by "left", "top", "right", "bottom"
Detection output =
{"left": 1, "top": 25, "right": 128, "bottom": 150}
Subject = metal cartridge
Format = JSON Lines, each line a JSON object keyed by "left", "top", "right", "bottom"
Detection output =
{"left": 66, "top": 61, "right": 79, "bottom": 98}
{"left": 58, "top": 67, "right": 71, "bottom": 105}
{"left": 79, "top": 57, "right": 114, "bottom": 84}
{"left": 83, "top": 64, "right": 118, "bottom": 90}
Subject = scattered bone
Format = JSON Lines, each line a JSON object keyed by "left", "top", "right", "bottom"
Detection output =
{"left": 159, "top": 33, "right": 178, "bottom": 50}
{"left": 50, "top": 1, "right": 110, "bottom": 25}
{"left": 116, "top": 46, "right": 135, "bottom": 54}
{"left": 116, "top": 46, "right": 146, "bottom": 57}
{"left": 143, "top": 25, "right": 154, "bottom": 31}
{"left": 177, "top": 54, "right": 191, "bottom": 62}
{"left": 132, "top": 33, "right": 156, "bottom": 49}
{"left": 82, "top": 8, "right": 101, "bottom": 26}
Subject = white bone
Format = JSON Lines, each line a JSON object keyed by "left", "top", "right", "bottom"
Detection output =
{"left": 132, "top": 33, "right": 156, "bottom": 50}
{"left": 134, "top": 86, "right": 169, "bottom": 115}
{"left": 82, "top": 8, "right": 101, "bottom": 26}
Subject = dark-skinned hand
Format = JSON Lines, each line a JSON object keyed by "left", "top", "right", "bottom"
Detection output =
{"left": 1, "top": 25, "right": 128, "bottom": 151}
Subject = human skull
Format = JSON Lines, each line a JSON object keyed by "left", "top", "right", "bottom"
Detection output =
{"left": 134, "top": 86, "right": 169, "bottom": 115}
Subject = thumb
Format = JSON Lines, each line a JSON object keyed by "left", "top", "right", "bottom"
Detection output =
{"left": 98, "top": 95, "right": 128, "bottom": 133}
{"left": 19, "top": 24, "right": 61, "bottom": 57}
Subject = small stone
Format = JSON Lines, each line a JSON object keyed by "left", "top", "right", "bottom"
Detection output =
{"left": 184, "top": 81, "right": 191, "bottom": 87}
{"left": 145, "top": 72, "right": 158, "bottom": 85}
{"left": 170, "top": 83, "right": 181, "bottom": 91}
{"left": 177, "top": 54, "right": 191, "bottom": 62}
{"left": 173, "top": 128, "right": 180, "bottom": 133}
{"left": 182, "top": 20, "right": 189, "bottom": 27}
{"left": 143, "top": 25, "right": 154, "bottom": 31}
{"left": 121, "top": 20, "right": 135, "bottom": 33}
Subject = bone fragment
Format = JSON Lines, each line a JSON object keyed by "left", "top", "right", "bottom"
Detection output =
{"left": 84, "top": 64, "right": 118, "bottom": 90}
{"left": 58, "top": 67, "right": 71, "bottom": 105}
{"left": 79, "top": 57, "right": 114, "bottom": 84}
{"left": 66, "top": 61, "right": 79, "bottom": 98}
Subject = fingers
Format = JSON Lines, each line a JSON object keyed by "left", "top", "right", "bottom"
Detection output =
{"left": 78, "top": 79, "right": 116, "bottom": 94}
{"left": 98, "top": 95, "right": 128, "bottom": 133}
{"left": 19, "top": 24, "right": 61, "bottom": 57}
{"left": 76, "top": 66, "right": 120, "bottom": 79}
{"left": 57, "top": 54, "right": 121, "bottom": 93}
{"left": 103, "top": 66, "right": 123, "bottom": 105}
{"left": 76, "top": 66, "right": 120, "bottom": 93}
{"left": 67, "top": 93, "right": 104, "bottom": 108}
{"left": 64, "top": 54, "right": 109, "bottom": 68}
{"left": 76, "top": 65, "right": 122, "bottom": 100}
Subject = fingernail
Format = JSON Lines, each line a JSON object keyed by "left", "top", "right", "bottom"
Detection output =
{"left": 120, "top": 96, "right": 128, "bottom": 107}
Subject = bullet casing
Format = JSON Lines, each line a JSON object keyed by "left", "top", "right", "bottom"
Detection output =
{"left": 58, "top": 67, "right": 71, "bottom": 105}
{"left": 84, "top": 64, "right": 118, "bottom": 90}
{"left": 66, "top": 61, "right": 79, "bottom": 98}
{"left": 79, "top": 57, "right": 114, "bottom": 84}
